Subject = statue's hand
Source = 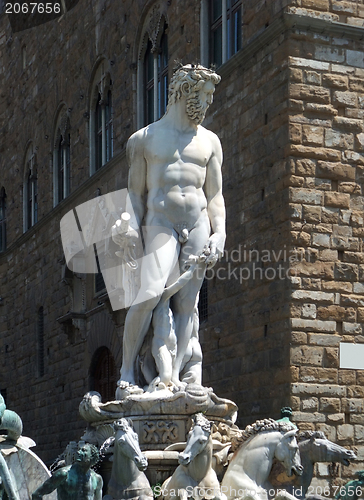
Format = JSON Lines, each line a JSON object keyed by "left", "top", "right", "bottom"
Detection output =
{"left": 203, "top": 233, "right": 226, "bottom": 269}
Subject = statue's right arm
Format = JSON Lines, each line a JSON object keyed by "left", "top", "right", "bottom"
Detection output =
{"left": 126, "top": 129, "right": 147, "bottom": 230}
{"left": 31, "top": 470, "right": 66, "bottom": 499}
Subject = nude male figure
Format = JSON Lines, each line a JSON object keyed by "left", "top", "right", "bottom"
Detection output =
{"left": 113, "top": 64, "right": 225, "bottom": 392}
{"left": 31, "top": 443, "right": 102, "bottom": 500}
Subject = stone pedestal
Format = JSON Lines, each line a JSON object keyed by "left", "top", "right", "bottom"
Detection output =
{"left": 79, "top": 385, "right": 238, "bottom": 489}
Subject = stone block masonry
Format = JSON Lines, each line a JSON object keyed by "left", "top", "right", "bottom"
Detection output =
{"left": 288, "top": 19, "right": 364, "bottom": 482}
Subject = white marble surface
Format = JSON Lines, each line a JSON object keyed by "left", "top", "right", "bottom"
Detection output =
{"left": 112, "top": 64, "right": 225, "bottom": 393}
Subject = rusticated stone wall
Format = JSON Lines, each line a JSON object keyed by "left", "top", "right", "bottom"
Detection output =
{"left": 286, "top": 24, "right": 364, "bottom": 481}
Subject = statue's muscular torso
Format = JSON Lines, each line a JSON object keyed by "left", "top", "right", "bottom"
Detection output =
{"left": 140, "top": 121, "right": 216, "bottom": 232}
{"left": 55, "top": 467, "right": 101, "bottom": 500}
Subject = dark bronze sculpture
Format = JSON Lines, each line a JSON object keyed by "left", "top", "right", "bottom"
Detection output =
{"left": 31, "top": 443, "right": 102, "bottom": 500}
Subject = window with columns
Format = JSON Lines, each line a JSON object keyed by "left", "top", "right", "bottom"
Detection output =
{"left": 0, "top": 187, "right": 6, "bottom": 252}
{"left": 53, "top": 110, "right": 71, "bottom": 205}
{"left": 200, "top": 0, "right": 242, "bottom": 68}
{"left": 23, "top": 145, "right": 38, "bottom": 231}
{"left": 89, "top": 62, "right": 113, "bottom": 175}
{"left": 95, "top": 89, "right": 112, "bottom": 170}
{"left": 137, "top": 8, "right": 169, "bottom": 129}
{"left": 143, "top": 23, "right": 168, "bottom": 126}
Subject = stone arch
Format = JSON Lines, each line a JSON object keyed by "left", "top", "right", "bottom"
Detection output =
{"left": 134, "top": 0, "right": 169, "bottom": 61}
{"left": 87, "top": 57, "right": 113, "bottom": 114}
{"left": 87, "top": 312, "right": 122, "bottom": 368}
{"left": 87, "top": 58, "right": 114, "bottom": 174}
{"left": 87, "top": 312, "right": 121, "bottom": 401}
{"left": 89, "top": 346, "right": 117, "bottom": 402}
{"left": 52, "top": 103, "right": 71, "bottom": 205}
{"left": 21, "top": 140, "right": 34, "bottom": 180}
{"left": 52, "top": 103, "right": 70, "bottom": 150}
{"left": 134, "top": 2, "right": 170, "bottom": 128}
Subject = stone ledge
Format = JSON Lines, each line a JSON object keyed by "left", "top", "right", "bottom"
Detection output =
{"left": 291, "top": 318, "right": 337, "bottom": 332}
{"left": 292, "top": 383, "right": 346, "bottom": 396}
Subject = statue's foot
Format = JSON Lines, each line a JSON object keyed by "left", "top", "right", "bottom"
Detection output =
{"left": 181, "top": 373, "right": 199, "bottom": 385}
{"left": 147, "top": 377, "right": 164, "bottom": 392}
{"left": 147, "top": 377, "right": 177, "bottom": 393}
{"left": 171, "top": 377, "right": 187, "bottom": 392}
{"left": 116, "top": 380, "right": 144, "bottom": 400}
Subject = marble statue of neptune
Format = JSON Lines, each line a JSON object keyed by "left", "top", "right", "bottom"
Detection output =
{"left": 112, "top": 64, "right": 225, "bottom": 394}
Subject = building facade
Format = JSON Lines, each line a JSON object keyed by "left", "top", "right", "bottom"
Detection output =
{"left": 0, "top": 0, "right": 364, "bottom": 484}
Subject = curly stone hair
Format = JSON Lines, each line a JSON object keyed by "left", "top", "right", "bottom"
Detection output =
{"left": 231, "top": 418, "right": 297, "bottom": 452}
{"left": 113, "top": 418, "right": 132, "bottom": 432}
{"left": 191, "top": 413, "right": 212, "bottom": 434}
{"left": 166, "top": 64, "right": 221, "bottom": 111}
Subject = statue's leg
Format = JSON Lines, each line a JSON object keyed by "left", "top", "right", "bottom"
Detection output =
{"left": 171, "top": 218, "right": 210, "bottom": 386}
{"left": 180, "top": 328, "right": 203, "bottom": 385}
{"left": 119, "top": 228, "right": 179, "bottom": 387}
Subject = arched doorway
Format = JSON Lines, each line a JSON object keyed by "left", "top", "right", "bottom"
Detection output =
{"left": 90, "top": 347, "right": 117, "bottom": 402}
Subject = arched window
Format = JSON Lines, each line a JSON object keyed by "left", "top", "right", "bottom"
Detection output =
{"left": 23, "top": 144, "right": 38, "bottom": 231}
{"left": 137, "top": 7, "right": 169, "bottom": 128}
{"left": 0, "top": 187, "right": 6, "bottom": 252}
{"left": 53, "top": 109, "right": 71, "bottom": 206}
{"left": 89, "top": 61, "right": 113, "bottom": 174}
{"left": 90, "top": 347, "right": 117, "bottom": 402}
{"left": 200, "top": 0, "right": 242, "bottom": 67}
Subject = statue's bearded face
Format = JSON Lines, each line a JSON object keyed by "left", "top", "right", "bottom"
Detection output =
{"left": 186, "top": 80, "right": 215, "bottom": 125}
{"left": 186, "top": 92, "right": 206, "bottom": 125}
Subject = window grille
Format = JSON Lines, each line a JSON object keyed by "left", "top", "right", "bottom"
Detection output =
{"left": 198, "top": 279, "right": 208, "bottom": 323}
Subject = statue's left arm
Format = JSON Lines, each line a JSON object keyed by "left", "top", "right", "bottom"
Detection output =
{"left": 204, "top": 132, "right": 226, "bottom": 265}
